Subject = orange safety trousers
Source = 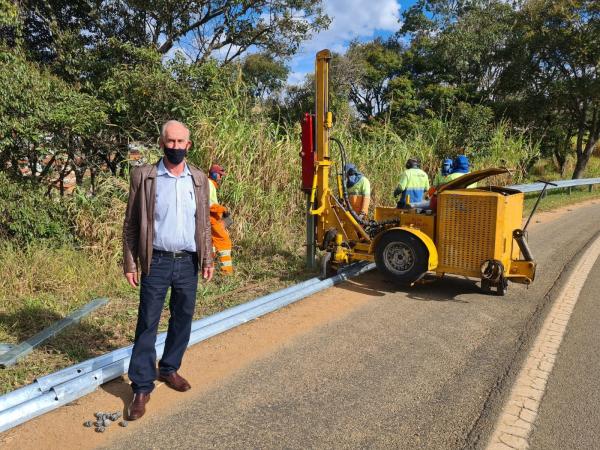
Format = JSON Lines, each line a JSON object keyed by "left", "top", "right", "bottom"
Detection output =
{"left": 209, "top": 204, "right": 233, "bottom": 274}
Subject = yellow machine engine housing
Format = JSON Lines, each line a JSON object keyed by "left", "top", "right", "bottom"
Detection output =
{"left": 437, "top": 189, "right": 530, "bottom": 279}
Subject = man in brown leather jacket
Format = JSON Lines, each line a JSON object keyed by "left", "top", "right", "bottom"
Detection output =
{"left": 122, "top": 120, "right": 214, "bottom": 420}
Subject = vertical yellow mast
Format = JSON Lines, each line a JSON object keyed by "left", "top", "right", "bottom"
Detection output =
{"left": 315, "top": 49, "right": 332, "bottom": 204}
{"left": 309, "top": 49, "right": 370, "bottom": 261}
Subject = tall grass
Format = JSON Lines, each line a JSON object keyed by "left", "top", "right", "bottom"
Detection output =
{"left": 186, "top": 92, "right": 540, "bottom": 247}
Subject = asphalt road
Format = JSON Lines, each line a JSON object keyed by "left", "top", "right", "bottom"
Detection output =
{"left": 107, "top": 202, "right": 600, "bottom": 450}
{"left": 528, "top": 256, "right": 600, "bottom": 450}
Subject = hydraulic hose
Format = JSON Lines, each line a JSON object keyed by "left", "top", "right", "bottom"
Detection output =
{"left": 329, "top": 137, "right": 367, "bottom": 227}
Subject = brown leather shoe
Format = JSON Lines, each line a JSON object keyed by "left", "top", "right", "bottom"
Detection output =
{"left": 157, "top": 371, "right": 191, "bottom": 392}
{"left": 127, "top": 392, "right": 150, "bottom": 420}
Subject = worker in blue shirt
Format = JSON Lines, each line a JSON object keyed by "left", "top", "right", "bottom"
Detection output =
{"left": 393, "top": 158, "right": 430, "bottom": 208}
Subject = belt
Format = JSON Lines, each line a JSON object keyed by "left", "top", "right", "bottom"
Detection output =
{"left": 153, "top": 249, "right": 195, "bottom": 259}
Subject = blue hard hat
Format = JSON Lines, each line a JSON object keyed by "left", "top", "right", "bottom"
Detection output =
{"left": 344, "top": 163, "right": 358, "bottom": 175}
{"left": 453, "top": 155, "right": 470, "bottom": 172}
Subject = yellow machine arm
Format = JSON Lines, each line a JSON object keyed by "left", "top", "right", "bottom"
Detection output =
{"left": 309, "top": 50, "right": 370, "bottom": 257}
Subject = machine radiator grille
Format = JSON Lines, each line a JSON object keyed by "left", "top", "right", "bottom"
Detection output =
{"left": 438, "top": 194, "right": 497, "bottom": 273}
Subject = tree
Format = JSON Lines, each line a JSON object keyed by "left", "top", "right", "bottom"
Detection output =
{"left": 0, "top": 50, "right": 107, "bottom": 193}
{"left": 399, "top": 0, "right": 599, "bottom": 178}
{"left": 496, "top": 0, "right": 600, "bottom": 178}
{"left": 20, "top": 0, "right": 330, "bottom": 68}
{"left": 241, "top": 53, "right": 289, "bottom": 99}
{"left": 400, "top": 0, "right": 517, "bottom": 103}
{"left": 0, "top": 0, "right": 19, "bottom": 47}
{"left": 339, "top": 39, "right": 403, "bottom": 120}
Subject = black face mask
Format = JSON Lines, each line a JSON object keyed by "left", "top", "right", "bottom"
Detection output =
{"left": 164, "top": 147, "right": 187, "bottom": 165}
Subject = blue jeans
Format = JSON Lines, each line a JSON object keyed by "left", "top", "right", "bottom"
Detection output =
{"left": 128, "top": 252, "right": 198, "bottom": 393}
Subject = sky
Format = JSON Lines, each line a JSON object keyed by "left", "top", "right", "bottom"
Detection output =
{"left": 287, "top": 0, "right": 416, "bottom": 85}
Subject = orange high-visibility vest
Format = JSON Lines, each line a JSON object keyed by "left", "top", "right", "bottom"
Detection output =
{"left": 209, "top": 179, "right": 233, "bottom": 274}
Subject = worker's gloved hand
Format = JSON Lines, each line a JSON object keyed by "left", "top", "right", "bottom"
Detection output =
{"left": 393, "top": 187, "right": 402, "bottom": 198}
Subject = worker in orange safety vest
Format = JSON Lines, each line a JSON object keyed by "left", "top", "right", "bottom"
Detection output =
{"left": 208, "top": 164, "right": 233, "bottom": 274}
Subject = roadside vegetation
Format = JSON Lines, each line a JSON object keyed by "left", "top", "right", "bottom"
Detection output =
{"left": 0, "top": 0, "right": 598, "bottom": 392}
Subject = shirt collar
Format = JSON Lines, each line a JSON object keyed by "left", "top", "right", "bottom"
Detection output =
{"left": 157, "top": 158, "right": 191, "bottom": 178}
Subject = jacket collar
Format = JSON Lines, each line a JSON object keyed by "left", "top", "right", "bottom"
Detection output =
{"left": 146, "top": 162, "right": 158, "bottom": 179}
{"left": 155, "top": 158, "right": 191, "bottom": 178}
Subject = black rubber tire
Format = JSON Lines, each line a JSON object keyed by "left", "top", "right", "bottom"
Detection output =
{"left": 481, "top": 279, "right": 492, "bottom": 294}
{"left": 495, "top": 278, "right": 508, "bottom": 296}
{"left": 375, "top": 230, "right": 428, "bottom": 285}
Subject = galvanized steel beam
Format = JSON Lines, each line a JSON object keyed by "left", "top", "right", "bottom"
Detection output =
{"left": 0, "top": 298, "right": 109, "bottom": 369}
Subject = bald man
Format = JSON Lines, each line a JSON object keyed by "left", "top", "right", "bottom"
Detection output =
{"left": 123, "top": 120, "right": 214, "bottom": 420}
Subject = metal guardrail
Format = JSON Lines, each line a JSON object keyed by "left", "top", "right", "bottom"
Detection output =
{"left": 0, "top": 262, "right": 375, "bottom": 433}
{"left": 508, "top": 177, "right": 600, "bottom": 193}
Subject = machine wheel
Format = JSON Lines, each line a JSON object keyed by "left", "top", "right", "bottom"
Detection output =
{"left": 375, "top": 231, "right": 428, "bottom": 285}
{"left": 495, "top": 277, "right": 508, "bottom": 296}
{"left": 481, "top": 277, "right": 507, "bottom": 296}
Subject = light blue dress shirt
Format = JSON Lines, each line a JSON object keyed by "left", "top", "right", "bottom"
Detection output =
{"left": 153, "top": 158, "right": 197, "bottom": 252}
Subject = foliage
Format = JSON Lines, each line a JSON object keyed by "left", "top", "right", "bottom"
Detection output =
{"left": 337, "top": 39, "right": 403, "bottom": 120}
{"left": 97, "top": 45, "right": 195, "bottom": 142}
{"left": 20, "top": 0, "right": 330, "bottom": 66}
{"left": 0, "top": 0, "right": 19, "bottom": 46}
{"left": 68, "top": 174, "right": 129, "bottom": 263}
{"left": 0, "top": 49, "right": 107, "bottom": 189}
{"left": 400, "top": 0, "right": 599, "bottom": 178}
{"left": 496, "top": 0, "right": 600, "bottom": 179}
{"left": 0, "top": 172, "right": 72, "bottom": 245}
{"left": 241, "top": 53, "right": 289, "bottom": 99}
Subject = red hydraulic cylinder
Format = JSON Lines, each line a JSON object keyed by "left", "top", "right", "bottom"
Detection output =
{"left": 300, "top": 113, "right": 316, "bottom": 193}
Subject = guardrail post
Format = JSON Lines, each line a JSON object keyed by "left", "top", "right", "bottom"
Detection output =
{"left": 306, "top": 194, "right": 316, "bottom": 270}
{"left": 568, "top": 187, "right": 572, "bottom": 195}
{"left": 589, "top": 185, "right": 593, "bottom": 192}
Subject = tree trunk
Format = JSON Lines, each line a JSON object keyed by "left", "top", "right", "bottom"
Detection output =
{"left": 572, "top": 105, "right": 599, "bottom": 179}
{"left": 572, "top": 153, "right": 589, "bottom": 179}
{"left": 90, "top": 167, "right": 97, "bottom": 196}
{"left": 553, "top": 148, "right": 566, "bottom": 177}
{"left": 573, "top": 133, "right": 599, "bottom": 179}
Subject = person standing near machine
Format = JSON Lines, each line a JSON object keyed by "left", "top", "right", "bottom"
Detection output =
{"left": 208, "top": 164, "right": 233, "bottom": 274}
{"left": 447, "top": 154, "right": 477, "bottom": 188}
{"left": 433, "top": 158, "right": 454, "bottom": 187}
{"left": 345, "top": 163, "right": 371, "bottom": 218}
{"left": 393, "top": 158, "right": 430, "bottom": 208}
{"left": 122, "top": 120, "right": 214, "bottom": 421}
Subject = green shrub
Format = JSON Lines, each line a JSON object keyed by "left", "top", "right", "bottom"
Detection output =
{"left": 0, "top": 173, "right": 73, "bottom": 245}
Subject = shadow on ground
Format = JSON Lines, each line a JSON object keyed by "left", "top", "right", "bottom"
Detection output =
{"left": 337, "top": 271, "right": 480, "bottom": 303}
{"left": 101, "top": 377, "right": 133, "bottom": 415}
{"left": 0, "top": 304, "right": 117, "bottom": 361}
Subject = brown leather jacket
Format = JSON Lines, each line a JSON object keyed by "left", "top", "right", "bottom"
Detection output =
{"left": 122, "top": 161, "right": 213, "bottom": 274}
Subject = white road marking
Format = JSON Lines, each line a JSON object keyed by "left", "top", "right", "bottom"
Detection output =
{"left": 486, "top": 233, "right": 600, "bottom": 450}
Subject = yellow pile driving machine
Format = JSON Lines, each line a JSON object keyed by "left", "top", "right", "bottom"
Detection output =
{"left": 300, "top": 50, "right": 537, "bottom": 295}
